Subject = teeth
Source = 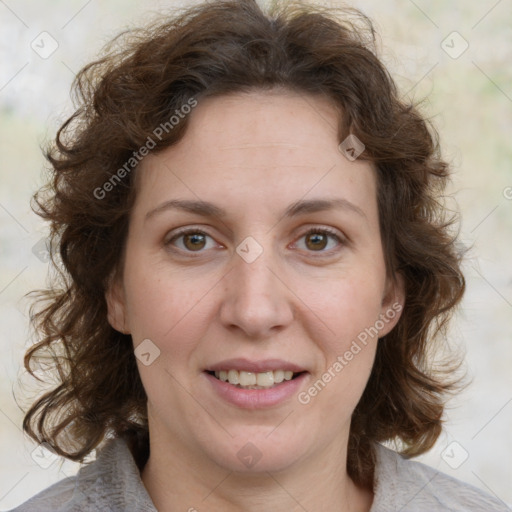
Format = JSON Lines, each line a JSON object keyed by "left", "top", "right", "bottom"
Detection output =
{"left": 273, "top": 370, "right": 285, "bottom": 383}
{"left": 240, "top": 371, "right": 256, "bottom": 386}
{"left": 227, "top": 369, "right": 239, "bottom": 385}
{"left": 256, "top": 371, "right": 274, "bottom": 387}
{"left": 213, "top": 369, "right": 297, "bottom": 388}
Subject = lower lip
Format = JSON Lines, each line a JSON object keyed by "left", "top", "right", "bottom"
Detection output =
{"left": 204, "top": 372, "right": 308, "bottom": 409}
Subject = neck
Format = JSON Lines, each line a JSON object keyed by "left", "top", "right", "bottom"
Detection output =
{"left": 140, "top": 428, "right": 373, "bottom": 512}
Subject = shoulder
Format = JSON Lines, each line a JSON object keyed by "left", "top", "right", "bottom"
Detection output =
{"left": 372, "top": 443, "right": 511, "bottom": 512}
{"left": 8, "top": 438, "right": 156, "bottom": 512}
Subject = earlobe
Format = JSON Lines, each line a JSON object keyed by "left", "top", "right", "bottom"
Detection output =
{"left": 105, "top": 275, "right": 130, "bottom": 335}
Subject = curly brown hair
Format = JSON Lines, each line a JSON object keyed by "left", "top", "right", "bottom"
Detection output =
{"left": 22, "top": 0, "right": 465, "bottom": 489}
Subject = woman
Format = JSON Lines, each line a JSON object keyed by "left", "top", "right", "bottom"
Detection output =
{"left": 12, "top": 0, "right": 509, "bottom": 510}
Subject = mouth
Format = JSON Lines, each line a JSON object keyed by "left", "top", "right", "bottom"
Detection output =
{"left": 205, "top": 369, "right": 306, "bottom": 389}
{"left": 203, "top": 358, "right": 309, "bottom": 409}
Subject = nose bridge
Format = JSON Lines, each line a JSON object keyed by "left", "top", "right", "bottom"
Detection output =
{"left": 219, "top": 236, "right": 294, "bottom": 337}
{"left": 235, "top": 243, "right": 276, "bottom": 296}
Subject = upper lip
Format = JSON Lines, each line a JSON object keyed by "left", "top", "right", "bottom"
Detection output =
{"left": 205, "top": 358, "right": 307, "bottom": 373}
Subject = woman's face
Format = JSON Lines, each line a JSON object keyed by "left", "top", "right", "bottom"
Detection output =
{"left": 106, "top": 89, "right": 404, "bottom": 473}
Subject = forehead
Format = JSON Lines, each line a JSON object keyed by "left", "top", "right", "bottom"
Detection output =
{"left": 134, "top": 90, "right": 377, "bottom": 221}
{"left": 171, "top": 89, "right": 342, "bottom": 164}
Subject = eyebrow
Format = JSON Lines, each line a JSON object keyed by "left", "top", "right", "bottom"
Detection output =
{"left": 144, "top": 197, "right": 367, "bottom": 222}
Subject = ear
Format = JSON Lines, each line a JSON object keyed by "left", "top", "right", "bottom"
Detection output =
{"left": 105, "top": 272, "right": 130, "bottom": 335}
{"left": 377, "top": 272, "right": 405, "bottom": 338}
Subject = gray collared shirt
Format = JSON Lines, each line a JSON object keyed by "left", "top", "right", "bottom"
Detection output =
{"left": 9, "top": 438, "right": 510, "bottom": 511}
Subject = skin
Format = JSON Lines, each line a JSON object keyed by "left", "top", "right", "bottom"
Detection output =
{"left": 106, "top": 89, "right": 404, "bottom": 512}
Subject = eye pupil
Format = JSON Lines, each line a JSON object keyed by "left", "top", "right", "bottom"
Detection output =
{"left": 306, "top": 233, "right": 327, "bottom": 251}
{"left": 184, "top": 233, "right": 206, "bottom": 251}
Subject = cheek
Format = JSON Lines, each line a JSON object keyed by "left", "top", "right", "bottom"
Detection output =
{"left": 123, "top": 257, "right": 217, "bottom": 352}
{"left": 299, "top": 275, "right": 381, "bottom": 414}
{"left": 300, "top": 269, "right": 385, "bottom": 352}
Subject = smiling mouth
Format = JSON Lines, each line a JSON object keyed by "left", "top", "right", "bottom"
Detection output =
{"left": 206, "top": 369, "right": 305, "bottom": 389}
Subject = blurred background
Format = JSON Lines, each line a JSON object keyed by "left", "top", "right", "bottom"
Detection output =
{"left": 1, "top": 0, "right": 511, "bottom": 509}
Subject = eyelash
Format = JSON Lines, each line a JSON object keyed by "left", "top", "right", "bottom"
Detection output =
{"left": 165, "top": 226, "right": 346, "bottom": 256}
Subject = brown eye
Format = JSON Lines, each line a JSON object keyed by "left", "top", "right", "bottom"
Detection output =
{"left": 166, "top": 229, "right": 217, "bottom": 253}
{"left": 295, "top": 227, "right": 344, "bottom": 254}
{"left": 305, "top": 232, "right": 328, "bottom": 251}
{"left": 183, "top": 232, "right": 206, "bottom": 251}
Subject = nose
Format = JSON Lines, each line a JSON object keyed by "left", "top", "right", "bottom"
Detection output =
{"left": 219, "top": 244, "right": 295, "bottom": 339}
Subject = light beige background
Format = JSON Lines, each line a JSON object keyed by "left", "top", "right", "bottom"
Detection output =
{"left": 1, "top": 0, "right": 511, "bottom": 509}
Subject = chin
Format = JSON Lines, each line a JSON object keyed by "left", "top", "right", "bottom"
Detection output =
{"left": 204, "top": 433, "right": 306, "bottom": 474}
